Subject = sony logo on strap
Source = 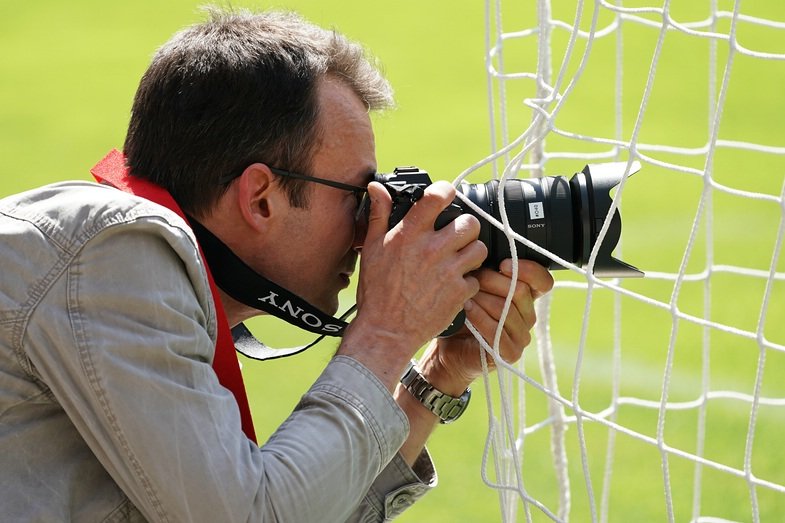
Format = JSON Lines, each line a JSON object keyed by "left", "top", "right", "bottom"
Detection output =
{"left": 258, "top": 291, "right": 344, "bottom": 333}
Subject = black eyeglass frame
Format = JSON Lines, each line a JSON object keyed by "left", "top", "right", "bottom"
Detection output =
{"left": 218, "top": 166, "right": 369, "bottom": 205}
{"left": 268, "top": 167, "right": 369, "bottom": 200}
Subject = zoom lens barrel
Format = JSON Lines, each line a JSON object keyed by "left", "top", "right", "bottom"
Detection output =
{"left": 456, "top": 162, "right": 643, "bottom": 277}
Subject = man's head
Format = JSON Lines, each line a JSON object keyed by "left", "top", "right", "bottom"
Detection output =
{"left": 123, "top": 7, "right": 394, "bottom": 217}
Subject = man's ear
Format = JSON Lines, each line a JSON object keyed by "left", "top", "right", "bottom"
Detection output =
{"left": 233, "top": 163, "right": 286, "bottom": 232}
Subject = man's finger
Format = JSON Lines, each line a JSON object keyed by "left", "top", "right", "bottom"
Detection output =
{"left": 363, "top": 181, "right": 393, "bottom": 242}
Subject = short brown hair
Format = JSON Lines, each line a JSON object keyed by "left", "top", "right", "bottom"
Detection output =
{"left": 123, "top": 7, "right": 394, "bottom": 216}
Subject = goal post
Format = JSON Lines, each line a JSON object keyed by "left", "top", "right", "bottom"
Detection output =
{"left": 470, "top": 0, "right": 785, "bottom": 521}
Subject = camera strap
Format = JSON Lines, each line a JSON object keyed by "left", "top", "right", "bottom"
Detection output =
{"left": 186, "top": 217, "right": 357, "bottom": 361}
{"left": 231, "top": 304, "right": 356, "bottom": 361}
{"left": 187, "top": 217, "right": 351, "bottom": 339}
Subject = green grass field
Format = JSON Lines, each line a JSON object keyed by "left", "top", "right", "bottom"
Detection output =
{"left": 2, "top": 1, "right": 784, "bottom": 521}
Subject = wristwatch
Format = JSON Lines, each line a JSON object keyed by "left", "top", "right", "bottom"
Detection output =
{"left": 400, "top": 360, "right": 471, "bottom": 424}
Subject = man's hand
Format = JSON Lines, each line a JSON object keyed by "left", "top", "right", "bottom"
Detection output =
{"left": 338, "top": 180, "right": 487, "bottom": 390}
{"left": 416, "top": 259, "right": 554, "bottom": 397}
{"left": 393, "top": 258, "right": 553, "bottom": 464}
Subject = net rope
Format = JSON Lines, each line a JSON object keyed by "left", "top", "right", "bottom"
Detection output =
{"left": 460, "top": 0, "right": 785, "bottom": 521}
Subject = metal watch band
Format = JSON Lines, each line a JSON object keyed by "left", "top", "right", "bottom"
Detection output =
{"left": 400, "top": 360, "right": 471, "bottom": 424}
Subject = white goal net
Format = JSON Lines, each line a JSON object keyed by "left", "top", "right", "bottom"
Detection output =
{"left": 463, "top": 0, "right": 785, "bottom": 521}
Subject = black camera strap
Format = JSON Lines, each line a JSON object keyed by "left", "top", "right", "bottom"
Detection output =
{"left": 231, "top": 304, "right": 356, "bottom": 361}
{"left": 187, "top": 217, "right": 352, "bottom": 360}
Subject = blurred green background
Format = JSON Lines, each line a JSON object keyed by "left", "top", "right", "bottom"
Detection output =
{"left": 2, "top": 1, "right": 784, "bottom": 521}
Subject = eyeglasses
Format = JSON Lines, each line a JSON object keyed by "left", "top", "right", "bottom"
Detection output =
{"left": 218, "top": 165, "right": 372, "bottom": 220}
{"left": 268, "top": 167, "right": 368, "bottom": 208}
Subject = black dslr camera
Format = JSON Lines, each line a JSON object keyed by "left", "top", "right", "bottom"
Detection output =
{"left": 371, "top": 162, "right": 643, "bottom": 278}
{"left": 363, "top": 162, "right": 643, "bottom": 335}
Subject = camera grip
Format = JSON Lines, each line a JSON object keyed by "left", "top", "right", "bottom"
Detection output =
{"left": 440, "top": 309, "right": 466, "bottom": 337}
{"left": 435, "top": 202, "right": 468, "bottom": 337}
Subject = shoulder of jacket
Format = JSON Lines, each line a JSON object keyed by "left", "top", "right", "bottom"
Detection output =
{"left": 1, "top": 181, "right": 195, "bottom": 256}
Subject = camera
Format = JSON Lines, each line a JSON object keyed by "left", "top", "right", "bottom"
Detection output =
{"left": 362, "top": 162, "right": 643, "bottom": 335}
{"left": 370, "top": 162, "right": 643, "bottom": 278}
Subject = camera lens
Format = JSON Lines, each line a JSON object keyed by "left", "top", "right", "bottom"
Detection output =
{"left": 457, "top": 176, "right": 573, "bottom": 269}
{"left": 456, "top": 163, "right": 643, "bottom": 278}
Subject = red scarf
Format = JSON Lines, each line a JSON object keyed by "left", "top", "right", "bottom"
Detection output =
{"left": 91, "top": 149, "right": 257, "bottom": 443}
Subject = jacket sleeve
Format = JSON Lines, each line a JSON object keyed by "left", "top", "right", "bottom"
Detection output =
{"left": 26, "top": 218, "right": 433, "bottom": 522}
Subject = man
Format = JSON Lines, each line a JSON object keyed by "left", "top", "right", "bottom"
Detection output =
{"left": 0, "top": 7, "right": 553, "bottom": 522}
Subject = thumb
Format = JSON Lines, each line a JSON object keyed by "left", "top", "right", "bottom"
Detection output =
{"left": 363, "top": 181, "right": 393, "bottom": 242}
